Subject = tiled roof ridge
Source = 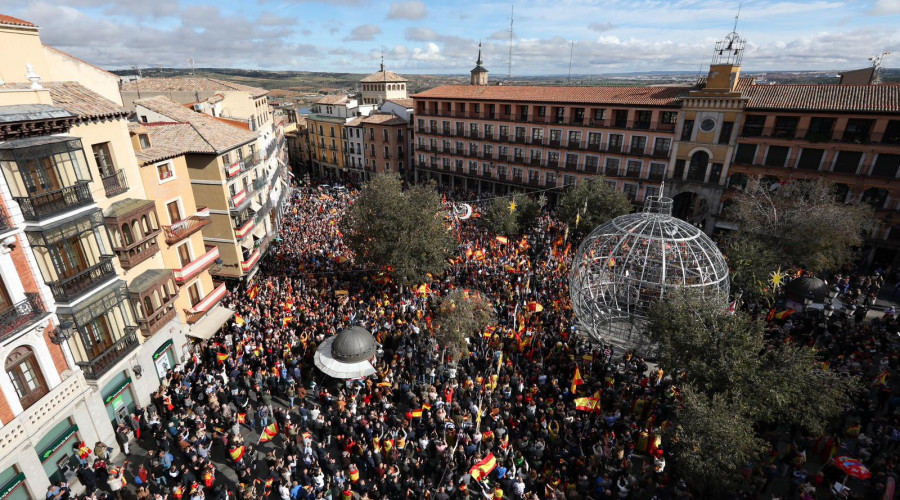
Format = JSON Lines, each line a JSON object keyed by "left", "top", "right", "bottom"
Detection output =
{"left": 0, "top": 14, "right": 36, "bottom": 27}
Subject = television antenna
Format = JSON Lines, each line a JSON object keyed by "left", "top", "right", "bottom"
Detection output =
{"left": 567, "top": 41, "right": 575, "bottom": 84}
{"left": 187, "top": 58, "right": 195, "bottom": 76}
{"left": 870, "top": 51, "right": 891, "bottom": 84}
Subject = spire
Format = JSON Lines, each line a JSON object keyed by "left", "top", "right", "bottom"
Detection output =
{"left": 380, "top": 50, "right": 385, "bottom": 72}
{"left": 476, "top": 41, "right": 483, "bottom": 66}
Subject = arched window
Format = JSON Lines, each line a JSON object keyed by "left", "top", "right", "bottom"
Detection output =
{"left": 687, "top": 151, "right": 709, "bottom": 182}
{"left": 862, "top": 187, "right": 889, "bottom": 209}
{"left": 727, "top": 173, "right": 748, "bottom": 190}
{"left": 122, "top": 224, "right": 134, "bottom": 246}
{"left": 6, "top": 346, "right": 48, "bottom": 410}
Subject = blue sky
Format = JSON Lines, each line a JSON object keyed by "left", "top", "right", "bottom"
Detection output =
{"left": 10, "top": 0, "right": 900, "bottom": 75}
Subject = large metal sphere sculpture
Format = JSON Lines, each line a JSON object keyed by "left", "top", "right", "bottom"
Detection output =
{"left": 569, "top": 196, "right": 729, "bottom": 355}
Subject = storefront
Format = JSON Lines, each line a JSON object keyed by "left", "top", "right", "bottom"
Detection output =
{"left": 35, "top": 420, "right": 79, "bottom": 487}
{"left": 102, "top": 372, "right": 136, "bottom": 427}
{"left": 0, "top": 466, "right": 30, "bottom": 500}
{"left": 152, "top": 339, "right": 176, "bottom": 381}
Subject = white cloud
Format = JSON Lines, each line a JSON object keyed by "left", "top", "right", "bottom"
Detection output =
{"left": 871, "top": 0, "right": 900, "bottom": 14}
{"left": 588, "top": 22, "right": 616, "bottom": 33}
{"left": 387, "top": 1, "right": 428, "bottom": 20}
{"left": 404, "top": 26, "right": 437, "bottom": 41}
{"left": 410, "top": 42, "right": 443, "bottom": 62}
{"left": 343, "top": 24, "right": 381, "bottom": 41}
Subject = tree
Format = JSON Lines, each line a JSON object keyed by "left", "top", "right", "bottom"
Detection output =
{"left": 558, "top": 176, "right": 633, "bottom": 242}
{"left": 432, "top": 289, "right": 496, "bottom": 362}
{"left": 721, "top": 233, "right": 781, "bottom": 305}
{"left": 482, "top": 193, "right": 539, "bottom": 236}
{"left": 726, "top": 177, "right": 873, "bottom": 272}
{"left": 341, "top": 174, "right": 452, "bottom": 285}
{"left": 670, "top": 388, "right": 766, "bottom": 496}
{"left": 647, "top": 291, "right": 858, "bottom": 490}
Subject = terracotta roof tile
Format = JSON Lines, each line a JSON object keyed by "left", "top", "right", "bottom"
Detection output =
{"left": 316, "top": 95, "right": 350, "bottom": 105}
{"left": 360, "top": 114, "right": 407, "bottom": 126}
{"left": 135, "top": 95, "right": 257, "bottom": 153}
{"left": 130, "top": 122, "right": 213, "bottom": 164}
{"left": 120, "top": 77, "right": 267, "bottom": 98}
{"left": 0, "top": 14, "right": 35, "bottom": 27}
{"left": 412, "top": 85, "right": 688, "bottom": 106}
{"left": 385, "top": 98, "right": 415, "bottom": 108}
{"left": 5, "top": 81, "right": 128, "bottom": 120}
{"left": 745, "top": 84, "right": 900, "bottom": 113}
{"left": 360, "top": 70, "right": 408, "bottom": 83}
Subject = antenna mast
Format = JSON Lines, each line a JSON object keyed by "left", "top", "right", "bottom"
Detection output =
{"left": 507, "top": 5, "right": 514, "bottom": 80}
{"left": 870, "top": 51, "right": 891, "bottom": 84}
{"left": 567, "top": 41, "right": 574, "bottom": 84}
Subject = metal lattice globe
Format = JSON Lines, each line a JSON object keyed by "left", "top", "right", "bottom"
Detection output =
{"left": 569, "top": 196, "right": 729, "bottom": 355}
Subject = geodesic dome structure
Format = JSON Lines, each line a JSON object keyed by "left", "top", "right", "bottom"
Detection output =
{"left": 569, "top": 196, "right": 729, "bottom": 355}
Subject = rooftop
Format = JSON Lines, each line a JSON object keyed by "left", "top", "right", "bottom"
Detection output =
{"left": 135, "top": 95, "right": 257, "bottom": 153}
{"left": 385, "top": 98, "right": 415, "bottom": 109}
{"left": 360, "top": 113, "right": 407, "bottom": 126}
{"left": 0, "top": 14, "right": 36, "bottom": 28}
{"left": 4, "top": 81, "right": 129, "bottom": 120}
{"left": 129, "top": 122, "right": 212, "bottom": 164}
{"left": 360, "top": 69, "right": 408, "bottom": 83}
{"left": 412, "top": 85, "right": 688, "bottom": 106}
{"left": 0, "top": 104, "right": 74, "bottom": 124}
{"left": 316, "top": 95, "right": 351, "bottom": 105}
{"left": 745, "top": 84, "right": 900, "bottom": 113}
{"left": 120, "top": 77, "right": 267, "bottom": 98}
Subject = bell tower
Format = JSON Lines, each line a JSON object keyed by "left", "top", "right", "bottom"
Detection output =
{"left": 705, "top": 24, "right": 745, "bottom": 93}
{"left": 470, "top": 42, "right": 489, "bottom": 86}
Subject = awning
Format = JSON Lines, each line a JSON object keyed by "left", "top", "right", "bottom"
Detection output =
{"left": 185, "top": 305, "right": 234, "bottom": 340}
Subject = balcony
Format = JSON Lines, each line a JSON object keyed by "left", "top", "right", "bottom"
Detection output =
{"left": 15, "top": 181, "right": 93, "bottom": 222}
{"left": 175, "top": 245, "right": 219, "bottom": 284}
{"left": 252, "top": 176, "right": 266, "bottom": 192}
{"left": 235, "top": 218, "right": 256, "bottom": 239}
{"left": 77, "top": 328, "right": 139, "bottom": 380}
{"left": 163, "top": 215, "right": 211, "bottom": 245}
{"left": 241, "top": 248, "right": 261, "bottom": 273}
{"left": 547, "top": 160, "right": 559, "bottom": 169}
{"left": 129, "top": 269, "right": 177, "bottom": 338}
{"left": 185, "top": 282, "right": 228, "bottom": 325}
{"left": 651, "top": 148, "right": 671, "bottom": 158}
{"left": 229, "top": 189, "right": 250, "bottom": 211}
{"left": 0, "top": 210, "right": 10, "bottom": 233}
{"left": 114, "top": 236, "right": 159, "bottom": 270}
{"left": 0, "top": 293, "right": 48, "bottom": 343}
{"left": 47, "top": 255, "right": 116, "bottom": 302}
{"left": 101, "top": 170, "right": 128, "bottom": 197}
{"left": 225, "top": 161, "right": 242, "bottom": 179}
{"left": 568, "top": 140, "right": 582, "bottom": 149}
{"left": 241, "top": 152, "right": 262, "bottom": 171}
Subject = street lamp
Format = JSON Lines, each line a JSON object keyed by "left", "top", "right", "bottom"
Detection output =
{"left": 827, "top": 286, "right": 840, "bottom": 300}
{"left": 803, "top": 291, "right": 815, "bottom": 308}
{"left": 824, "top": 303, "right": 835, "bottom": 318}
{"left": 50, "top": 320, "right": 75, "bottom": 345}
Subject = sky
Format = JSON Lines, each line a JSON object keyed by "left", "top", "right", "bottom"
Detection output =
{"left": 7, "top": 0, "right": 900, "bottom": 76}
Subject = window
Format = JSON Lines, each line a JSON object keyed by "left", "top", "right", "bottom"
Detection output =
{"left": 383, "top": 129, "right": 389, "bottom": 142}
{"left": 733, "top": 143, "right": 757, "bottom": 164}
{"left": 568, "top": 131, "right": 582, "bottom": 146}
{"left": 532, "top": 128, "right": 544, "bottom": 141}
{"left": 188, "top": 282, "right": 202, "bottom": 307}
{"left": 630, "top": 136, "right": 647, "bottom": 154}
{"left": 764, "top": 146, "right": 790, "bottom": 167}
{"left": 563, "top": 175, "right": 576, "bottom": 186}
{"left": 605, "top": 158, "right": 620, "bottom": 177}
{"left": 773, "top": 116, "right": 799, "bottom": 138}
{"left": 585, "top": 156, "right": 599, "bottom": 171}
{"left": 687, "top": 151, "right": 709, "bottom": 182}
{"left": 681, "top": 120, "right": 694, "bottom": 141}
{"left": 549, "top": 130, "right": 562, "bottom": 144}
{"left": 83, "top": 316, "right": 113, "bottom": 357}
{"left": 648, "top": 163, "right": 666, "bottom": 181}
{"left": 634, "top": 111, "right": 651, "bottom": 128}
{"left": 622, "top": 183, "right": 638, "bottom": 201}
{"left": 565, "top": 154, "right": 579, "bottom": 169}
{"left": 872, "top": 154, "right": 900, "bottom": 178}
{"left": 537, "top": 106, "right": 546, "bottom": 117}
{"left": 504, "top": 105, "right": 512, "bottom": 115}
{"left": 608, "top": 134, "right": 623, "bottom": 152}
{"left": 0, "top": 278, "right": 11, "bottom": 314}
{"left": 92, "top": 143, "right": 116, "bottom": 177}
{"left": 166, "top": 201, "right": 182, "bottom": 224}
{"left": 718, "top": 122, "right": 734, "bottom": 144}
{"left": 593, "top": 109, "right": 606, "bottom": 121}
{"left": 661, "top": 112, "right": 677, "bottom": 124}
{"left": 157, "top": 162, "right": 174, "bottom": 182}
{"left": 177, "top": 243, "right": 192, "bottom": 267}
{"left": 588, "top": 133, "right": 602, "bottom": 148}
{"left": 626, "top": 160, "right": 642, "bottom": 178}
{"left": 6, "top": 346, "right": 48, "bottom": 410}
{"left": 653, "top": 137, "right": 671, "bottom": 156}
{"left": 843, "top": 119, "right": 873, "bottom": 143}
{"left": 138, "top": 134, "right": 151, "bottom": 149}
{"left": 645, "top": 186, "right": 660, "bottom": 199}
{"left": 882, "top": 120, "right": 900, "bottom": 144}
{"left": 797, "top": 148, "right": 825, "bottom": 171}
{"left": 741, "top": 115, "right": 766, "bottom": 137}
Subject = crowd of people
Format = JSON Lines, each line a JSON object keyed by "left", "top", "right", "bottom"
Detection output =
{"left": 70, "top": 184, "right": 899, "bottom": 500}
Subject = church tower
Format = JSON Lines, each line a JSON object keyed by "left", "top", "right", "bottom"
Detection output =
{"left": 470, "top": 42, "right": 489, "bottom": 86}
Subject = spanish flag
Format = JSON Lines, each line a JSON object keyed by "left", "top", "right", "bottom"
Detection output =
{"left": 422, "top": 403, "right": 432, "bottom": 411}
{"left": 482, "top": 430, "right": 494, "bottom": 439}
{"left": 217, "top": 352, "right": 229, "bottom": 363}
{"left": 574, "top": 396, "right": 600, "bottom": 412}
{"left": 247, "top": 285, "right": 259, "bottom": 300}
{"left": 77, "top": 441, "right": 92, "bottom": 460}
{"left": 495, "top": 236, "right": 509, "bottom": 245}
{"left": 774, "top": 308, "right": 795, "bottom": 320}
{"left": 571, "top": 366, "right": 584, "bottom": 394}
{"left": 264, "top": 478, "right": 274, "bottom": 490}
{"left": 469, "top": 453, "right": 498, "bottom": 482}
{"left": 229, "top": 446, "right": 245, "bottom": 462}
{"left": 874, "top": 370, "right": 890, "bottom": 386}
{"left": 408, "top": 409, "right": 423, "bottom": 419}
{"left": 377, "top": 381, "right": 392, "bottom": 388}
{"left": 237, "top": 413, "right": 247, "bottom": 424}
{"left": 259, "top": 422, "right": 279, "bottom": 443}
{"left": 234, "top": 314, "right": 246, "bottom": 326}
{"left": 282, "top": 316, "right": 294, "bottom": 327}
